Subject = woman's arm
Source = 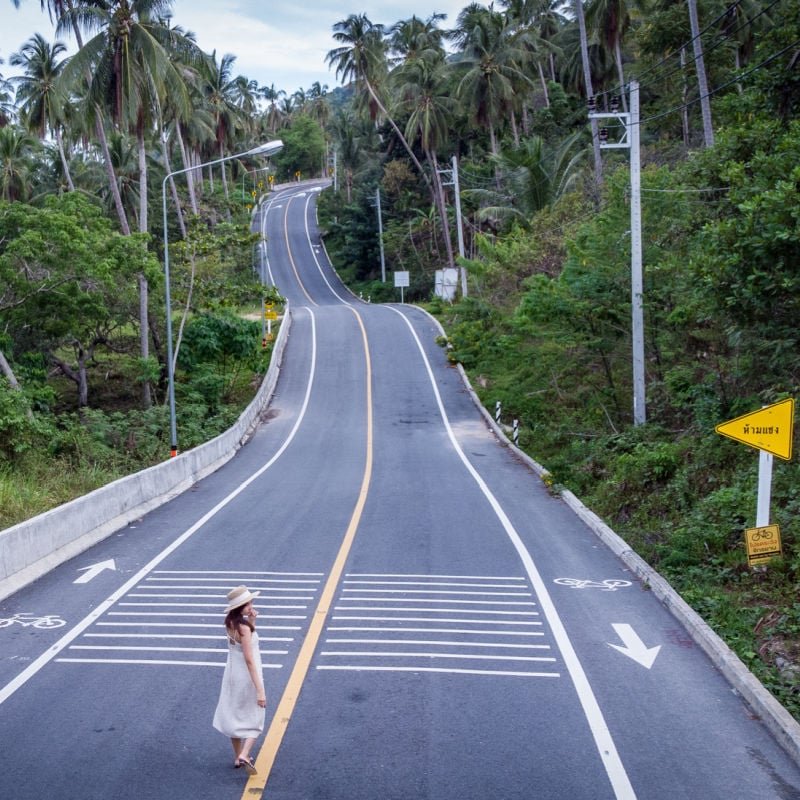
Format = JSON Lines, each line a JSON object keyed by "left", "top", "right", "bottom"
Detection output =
{"left": 238, "top": 624, "right": 267, "bottom": 707}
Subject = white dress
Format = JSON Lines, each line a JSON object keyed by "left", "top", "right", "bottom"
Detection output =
{"left": 213, "top": 630, "right": 265, "bottom": 738}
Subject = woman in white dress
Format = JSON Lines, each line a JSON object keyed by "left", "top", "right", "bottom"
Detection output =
{"left": 213, "top": 586, "right": 267, "bottom": 775}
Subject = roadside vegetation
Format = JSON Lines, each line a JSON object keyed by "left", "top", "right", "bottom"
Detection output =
{"left": 2, "top": 0, "right": 800, "bottom": 720}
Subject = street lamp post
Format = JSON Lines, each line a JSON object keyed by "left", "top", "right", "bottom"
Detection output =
{"left": 162, "top": 140, "right": 283, "bottom": 457}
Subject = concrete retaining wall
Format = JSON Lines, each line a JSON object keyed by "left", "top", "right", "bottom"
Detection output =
{"left": 0, "top": 308, "right": 292, "bottom": 602}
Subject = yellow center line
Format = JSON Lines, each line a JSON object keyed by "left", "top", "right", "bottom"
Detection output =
{"left": 243, "top": 306, "right": 372, "bottom": 797}
{"left": 283, "top": 194, "right": 317, "bottom": 306}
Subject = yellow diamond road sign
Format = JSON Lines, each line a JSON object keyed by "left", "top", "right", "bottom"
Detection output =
{"left": 715, "top": 398, "right": 795, "bottom": 460}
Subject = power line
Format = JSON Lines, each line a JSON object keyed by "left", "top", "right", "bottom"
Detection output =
{"left": 640, "top": 36, "right": 800, "bottom": 127}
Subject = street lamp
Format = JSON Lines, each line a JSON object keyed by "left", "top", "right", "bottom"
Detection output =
{"left": 162, "top": 140, "right": 283, "bottom": 457}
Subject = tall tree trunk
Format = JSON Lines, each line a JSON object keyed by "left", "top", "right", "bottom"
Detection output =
{"left": 176, "top": 122, "right": 198, "bottom": 215}
{"left": 574, "top": 0, "right": 603, "bottom": 189}
{"left": 54, "top": 127, "right": 75, "bottom": 191}
{"left": 363, "top": 73, "right": 431, "bottom": 192}
{"left": 219, "top": 141, "right": 229, "bottom": 199}
{"left": 136, "top": 126, "right": 151, "bottom": 408}
{"left": 687, "top": 0, "right": 715, "bottom": 147}
{"left": 615, "top": 40, "right": 628, "bottom": 113}
{"left": 537, "top": 62, "right": 550, "bottom": 108}
{"left": 137, "top": 127, "right": 148, "bottom": 234}
{"left": 63, "top": 1, "right": 131, "bottom": 235}
{"left": 162, "top": 135, "right": 187, "bottom": 238}
{"left": 681, "top": 48, "right": 690, "bottom": 147}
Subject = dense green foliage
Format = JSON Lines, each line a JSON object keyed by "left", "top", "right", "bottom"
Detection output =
{"left": 2, "top": 0, "right": 800, "bottom": 722}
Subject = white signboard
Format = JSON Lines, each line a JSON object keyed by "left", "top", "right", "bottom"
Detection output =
{"left": 394, "top": 271, "right": 410, "bottom": 288}
{"left": 435, "top": 268, "right": 458, "bottom": 301}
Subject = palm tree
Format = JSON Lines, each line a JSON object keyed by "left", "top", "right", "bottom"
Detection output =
{"left": 10, "top": 33, "right": 75, "bottom": 190}
{"left": 49, "top": 0, "right": 131, "bottom": 236}
{"left": 450, "top": 3, "right": 533, "bottom": 156}
{"left": 0, "top": 125, "right": 38, "bottom": 200}
{"left": 327, "top": 13, "right": 429, "bottom": 188}
{"left": 572, "top": 0, "right": 604, "bottom": 185}
{"left": 60, "top": 1, "right": 193, "bottom": 409}
{"left": 0, "top": 67, "right": 14, "bottom": 127}
{"left": 470, "top": 132, "right": 585, "bottom": 227}
{"left": 585, "top": 0, "right": 631, "bottom": 111}
{"left": 397, "top": 56, "right": 457, "bottom": 270}
{"left": 199, "top": 51, "right": 246, "bottom": 198}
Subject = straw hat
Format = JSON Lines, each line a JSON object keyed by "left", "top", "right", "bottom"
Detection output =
{"left": 224, "top": 585, "right": 260, "bottom": 613}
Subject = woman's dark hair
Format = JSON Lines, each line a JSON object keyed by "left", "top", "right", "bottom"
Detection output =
{"left": 225, "top": 606, "right": 255, "bottom": 634}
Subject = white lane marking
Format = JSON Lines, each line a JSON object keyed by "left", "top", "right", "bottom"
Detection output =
{"left": 150, "top": 571, "right": 323, "bottom": 577}
{"left": 96, "top": 622, "right": 301, "bottom": 630}
{"left": 328, "top": 627, "right": 545, "bottom": 637}
{"left": 0, "top": 309, "right": 319, "bottom": 707}
{"left": 335, "top": 606, "right": 538, "bottom": 614}
{"left": 342, "top": 589, "right": 531, "bottom": 596}
{"left": 320, "top": 651, "right": 556, "bottom": 662}
{"left": 331, "top": 616, "right": 542, "bottom": 625}
{"left": 388, "top": 306, "right": 637, "bottom": 800}
{"left": 347, "top": 573, "right": 527, "bottom": 580}
{"left": 68, "top": 646, "right": 289, "bottom": 655}
{"left": 344, "top": 581, "right": 529, "bottom": 588}
{"left": 55, "top": 659, "right": 284, "bottom": 668}
{"left": 317, "top": 666, "right": 560, "bottom": 678}
{"left": 302, "top": 192, "right": 352, "bottom": 304}
{"left": 84, "top": 633, "right": 290, "bottom": 640}
{"left": 325, "top": 639, "right": 550, "bottom": 649}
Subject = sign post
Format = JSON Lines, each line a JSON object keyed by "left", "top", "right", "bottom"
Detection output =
{"left": 394, "top": 271, "right": 410, "bottom": 303}
{"left": 715, "top": 398, "right": 794, "bottom": 566}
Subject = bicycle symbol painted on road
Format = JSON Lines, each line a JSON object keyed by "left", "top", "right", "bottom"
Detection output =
{"left": 0, "top": 613, "right": 67, "bottom": 629}
{"left": 554, "top": 578, "right": 632, "bottom": 591}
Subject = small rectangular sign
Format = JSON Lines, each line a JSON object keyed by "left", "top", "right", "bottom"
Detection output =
{"left": 394, "top": 271, "right": 410, "bottom": 288}
{"left": 745, "top": 524, "right": 782, "bottom": 566}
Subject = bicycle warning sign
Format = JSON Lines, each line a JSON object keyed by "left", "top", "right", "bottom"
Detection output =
{"left": 745, "top": 524, "right": 782, "bottom": 566}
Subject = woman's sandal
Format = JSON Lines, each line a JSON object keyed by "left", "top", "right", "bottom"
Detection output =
{"left": 237, "top": 756, "right": 257, "bottom": 776}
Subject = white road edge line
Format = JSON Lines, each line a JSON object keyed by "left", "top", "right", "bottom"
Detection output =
{"left": 0, "top": 308, "right": 318, "bottom": 707}
{"left": 388, "top": 306, "right": 637, "bottom": 800}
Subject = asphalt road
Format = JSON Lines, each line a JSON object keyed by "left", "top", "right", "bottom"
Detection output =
{"left": 1, "top": 181, "right": 799, "bottom": 800}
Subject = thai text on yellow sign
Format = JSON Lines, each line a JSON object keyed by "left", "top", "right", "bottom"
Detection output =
{"left": 745, "top": 524, "right": 782, "bottom": 566}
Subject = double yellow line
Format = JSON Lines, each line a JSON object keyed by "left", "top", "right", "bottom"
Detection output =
{"left": 243, "top": 307, "right": 372, "bottom": 797}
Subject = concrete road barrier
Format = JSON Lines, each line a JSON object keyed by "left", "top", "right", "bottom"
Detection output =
{"left": 0, "top": 307, "right": 292, "bottom": 603}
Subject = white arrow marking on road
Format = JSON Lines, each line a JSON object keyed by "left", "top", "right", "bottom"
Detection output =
{"left": 608, "top": 623, "right": 661, "bottom": 669}
{"left": 74, "top": 559, "right": 116, "bottom": 584}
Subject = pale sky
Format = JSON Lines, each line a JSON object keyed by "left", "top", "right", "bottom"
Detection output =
{"left": 1, "top": 1, "right": 472, "bottom": 96}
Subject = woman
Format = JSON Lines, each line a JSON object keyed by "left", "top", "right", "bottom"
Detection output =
{"left": 213, "top": 585, "right": 267, "bottom": 775}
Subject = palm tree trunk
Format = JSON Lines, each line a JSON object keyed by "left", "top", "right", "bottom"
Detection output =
{"left": 687, "top": 0, "right": 714, "bottom": 147}
{"left": 54, "top": 127, "right": 75, "bottom": 192}
{"left": 176, "top": 122, "right": 198, "bottom": 215}
{"left": 574, "top": 0, "right": 603, "bottom": 189}
{"left": 615, "top": 40, "right": 628, "bottom": 113}
{"left": 219, "top": 141, "right": 229, "bottom": 199}
{"left": 537, "top": 62, "right": 550, "bottom": 108}
{"left": 681, "top": 48, "right": 690, "bottom": 147}
{"left": 64, "top": 1, "right": 131, "bottom": 235}
{"left": 162, "top": 137, "right": 187, "bottom": 239}
{"left": 137, "top": 128, "right": 148, "bottom": 233}
{"left": 363, "top": 74, "right": 430, "bottom": 191}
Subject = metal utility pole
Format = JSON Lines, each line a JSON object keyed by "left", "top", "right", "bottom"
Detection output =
{"left": 589, "top": 82, "right": 645, "bottom": 425}
{"left": 451, "top": 155, "right": 467, "bottom": 298}
{"left": 375, "top": 188, "right": 386, "bottom": 283}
